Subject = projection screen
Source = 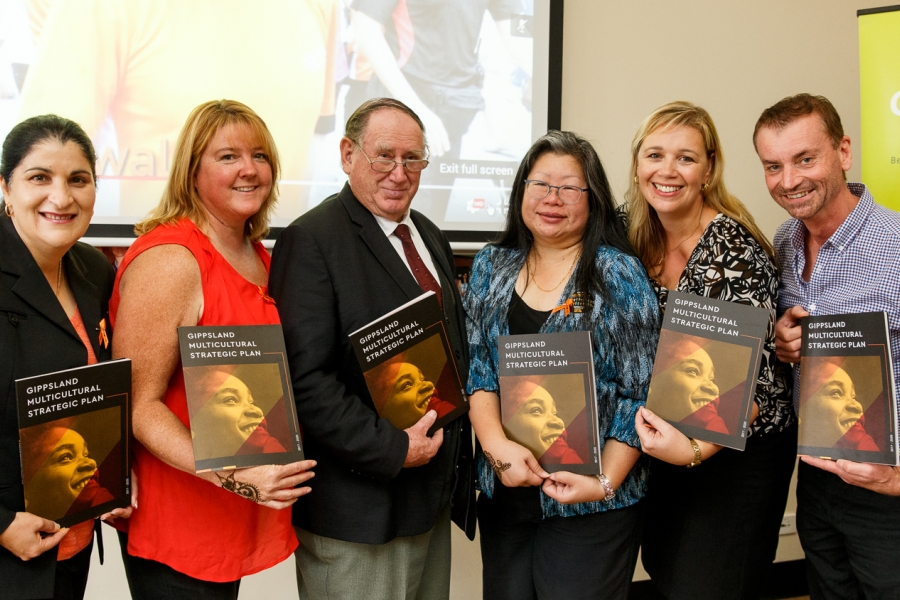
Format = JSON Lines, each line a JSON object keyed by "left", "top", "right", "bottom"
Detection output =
{"left": 0, "top": 0, "right": 563, "bottom": 244}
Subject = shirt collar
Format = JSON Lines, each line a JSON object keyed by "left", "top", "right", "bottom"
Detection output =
{"left": 372, "top": 211, "right": 414, "bottom": 238}
{"left": 826, "top": 182, "right": 874, "bottom": 252}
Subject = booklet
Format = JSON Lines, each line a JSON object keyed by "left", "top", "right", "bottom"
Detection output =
{"left": 798, "top": 311, "right": 898, "bottom": 465}
{"left": 16, "top": 359, "right": 132, "bottom": 527}
{"left": 350, "top": 291, "right": 468, "bottom": 435}
{"left": 178, "top": 325, "right": 305, "bottom": 472}
{"left": 498, "top": 331, "right": 601, "bottom": 474}
{"left": 646, "top": 290, "right": 771, "bottom": 450}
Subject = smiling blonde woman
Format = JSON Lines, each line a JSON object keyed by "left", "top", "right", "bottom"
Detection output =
{"left": 110, "top": 100, "right": 315, "bottom": 598}
{"left": 627, "top": 101, "right": 797, "bottom": 600}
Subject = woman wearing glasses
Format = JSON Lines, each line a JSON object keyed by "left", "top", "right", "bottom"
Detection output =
{"left": 464, "top": 131, "right": 659, "bottom": 599}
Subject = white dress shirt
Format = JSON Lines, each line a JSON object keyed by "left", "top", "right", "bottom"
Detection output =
{"left": 372, "top": 212, "right": 441, "bottom": 286}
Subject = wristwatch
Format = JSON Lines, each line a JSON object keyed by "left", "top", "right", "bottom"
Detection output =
{"left": 596, "top": 473, "right": 616, "bottom": 503}
{"left": 686, "top": 437, "right": 702, "bottom": 468}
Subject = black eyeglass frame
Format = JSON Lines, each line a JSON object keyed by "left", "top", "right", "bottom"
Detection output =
{"left": 522, "top": 179, "right": 589, "bottom": 205}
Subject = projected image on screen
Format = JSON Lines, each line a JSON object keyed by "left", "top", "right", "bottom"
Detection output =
{"left": 0, "top": 0, "right": 551, "bottom": 233}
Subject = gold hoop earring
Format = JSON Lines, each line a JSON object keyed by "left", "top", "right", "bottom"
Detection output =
{"left": 700, "top": 183, "right": 709, "bottom": 192}
{"left": 3, "top": 202, "right": 12, "bottom": 218}
{"left": 633, "top": 176, "right": 638, "bottom": 184}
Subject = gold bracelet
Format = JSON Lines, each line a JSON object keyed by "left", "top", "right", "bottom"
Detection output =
{"left": 686, "top": 437, "right": 702, "bottom": 468}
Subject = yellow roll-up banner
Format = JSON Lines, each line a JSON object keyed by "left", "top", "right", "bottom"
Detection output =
{"left": 858, "top": 6, "right": 900, "bottom": 211}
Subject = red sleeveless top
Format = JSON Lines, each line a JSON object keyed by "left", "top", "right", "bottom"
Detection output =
{"left": 109, "top": 219, "right": 297, "bottom": 581}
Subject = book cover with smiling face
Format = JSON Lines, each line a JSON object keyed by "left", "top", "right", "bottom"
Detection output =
{"left": 498, "top": 331, "right": 601, "bottom": 475}
{"left": 178, "top": 325, "right": 304, "bottom": 472}
{"left": 351, "top": 292, "right": 468, "bottom": 436}
{"left": 646, "top": 291, "right": 770, "bottom": 451}
{"left": 17, "top": 359, "right": 132, "bottom": 527}
{"left": 798, "top": 312, "right": 898, "bottom": 466}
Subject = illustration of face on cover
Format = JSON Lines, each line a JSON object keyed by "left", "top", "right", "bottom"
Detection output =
{"left": 20, "top": 407, "right": 120, "bottom": 522}
{"left": 183, "top": 364, "right": 291, "bottom": 461}
{"left": 365, "top": 333, "right": 460, "bottom": 430}
{"left": 648, "top": 330, "right": 751, "bottom": 435}
{"left": 799, "top": 356, "right": 885, "bottom": 451}
{"left": 499, "top": 374, "right": 589, "bottom": 465}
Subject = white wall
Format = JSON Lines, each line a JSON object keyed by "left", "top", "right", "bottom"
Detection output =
{"left": 561, "top": 0, "right": 888, "bottom": 239}
{"left": 85, "top": 1, "right": 886, "bottom": 596}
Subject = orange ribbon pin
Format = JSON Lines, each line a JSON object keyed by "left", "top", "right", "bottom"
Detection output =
{"left": 257, "top": 286, "right": 276, "bottom": 304}
{"left": 98, "top": 318, "right": 109, "bottom": 349}
{"left": 551, "top": 298, "right": 575, "bottom": 317}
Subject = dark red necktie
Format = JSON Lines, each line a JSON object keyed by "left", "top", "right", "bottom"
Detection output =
{"left": 393, "top": 224, "right": 442, "bottom": 308}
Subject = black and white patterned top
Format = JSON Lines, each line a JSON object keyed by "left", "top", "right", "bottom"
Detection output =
{"left": 654, "top": 213, "right": 795, "bottom": 438}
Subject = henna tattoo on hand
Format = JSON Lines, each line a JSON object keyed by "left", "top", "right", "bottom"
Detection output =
{"left": 216, "top": 471, "right": 261, "bottom": 503}
{"left": 484, "top": 451, "right": 511, "bottom": 477}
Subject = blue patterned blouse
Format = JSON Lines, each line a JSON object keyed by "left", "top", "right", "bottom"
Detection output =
{"left": 464, "top": 244, "right": 661, "bottom": 517}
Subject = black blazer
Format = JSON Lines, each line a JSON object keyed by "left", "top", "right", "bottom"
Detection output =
{"left": 270, "top": 183, "right": 475, "bottom": 544}
{"left": 0, "top": 215, "right": 114, "bottom": 599}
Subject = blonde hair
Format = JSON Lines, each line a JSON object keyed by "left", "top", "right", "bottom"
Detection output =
{"left": 135, "top": 100, "right": 281, "bottom": 242}
{"left": 623, "top": 101, "right": 774, "bottom": 279}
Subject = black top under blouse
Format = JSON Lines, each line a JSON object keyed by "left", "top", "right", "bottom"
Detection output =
{"left": 508, "top": 289, "right": 550, "bottom": 336}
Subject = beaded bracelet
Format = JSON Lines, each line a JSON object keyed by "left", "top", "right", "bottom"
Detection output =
{"left": 595, "top": 473, "right": 616, "bottom": 503}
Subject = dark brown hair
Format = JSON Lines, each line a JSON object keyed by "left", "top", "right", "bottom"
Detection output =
{"left": 753, "top": 93, "right": 845, "bottom": 150}
{"left": 1, "top": 114, "right": 96, "bottom": 193}
{"left": 497, "top": 130, "right": 633, "bottom": 301}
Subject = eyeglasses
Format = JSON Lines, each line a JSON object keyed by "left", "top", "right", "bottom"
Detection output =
{"left": 523, "top": 180, "right": 588, "bottom": 205}
{"left": 355, "top": 142, "right": 429, "bottom": 173}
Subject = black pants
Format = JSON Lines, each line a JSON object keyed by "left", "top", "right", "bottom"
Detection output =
{"left": 797, "top": 461, "right": 900, "bottom": 600}
{"left": 50, "top": 537, "right": 93, "bottom": 600}
{"left": 116, "top": 531, "right": 240, "bottom": 600}
{"left": 478, "top": 484, "right": 642, "bottom": 600}
{"left": 641, "top": 422, "right": 798, "bottom": 600}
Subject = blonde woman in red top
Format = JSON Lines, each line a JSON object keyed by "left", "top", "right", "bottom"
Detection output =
{"left": 111, "top": 100, "right": 315, "bottom": 599}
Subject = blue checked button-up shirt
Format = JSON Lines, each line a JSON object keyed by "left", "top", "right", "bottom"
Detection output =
{"left": 775, "top": 183, "right": 900, "bottom": 413}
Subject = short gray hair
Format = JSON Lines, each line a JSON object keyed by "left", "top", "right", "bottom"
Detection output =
{"left": 344, "top": 98, "right": 427, "bottom": 151}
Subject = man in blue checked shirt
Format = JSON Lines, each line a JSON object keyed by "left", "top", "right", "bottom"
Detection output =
{"left": 754, "top": 93, "right": 900, "bottom": 600}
